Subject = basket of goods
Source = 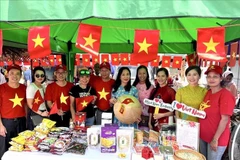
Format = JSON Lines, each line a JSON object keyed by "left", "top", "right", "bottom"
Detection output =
{"left": 174, "top": 149, "right": 206, "bottom": 160}
{"left": 114, "top": 95, "right": 142, "bottom": 124}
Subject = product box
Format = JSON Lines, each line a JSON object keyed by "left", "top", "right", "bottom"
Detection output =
{"left": 101, "top": 126, "right": 118, "bottom": 153}
{"left": 116, "top": 129, "right": 133, "bottom": 153}
{"left": 87, "top": 127, "right": 101, "bottom": 149}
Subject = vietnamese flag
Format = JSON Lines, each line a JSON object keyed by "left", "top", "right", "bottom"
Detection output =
{"left": 32, "top": 90, "right": 44, "bottom": 112}
{"left": 161, "top": 56, "right": 171, "bottom": 67}
{"left": 49, "top": 101, "right": 58, "bottom": 115}
{"left": 56, "top": 55, "right": 62, "bottom": 65}
{"left": 197, "top": 27, "right": 226, "bottom": 62}
{"left": 101, "top": 54, "right": 109, "bottom": 63}
{"left": 229, "top": 42, "right": 238, "bottom": 67}
{"left": 40, "top": 58, "right": 49, "bottom": 67}
{"left": 76, "top": 23, "right": 102, "bottom": 56}
{"left": 48, "top": 55, "right": 55, "bottom": 66}
{"left": 130, "top": 54, "right": 149, "bottom": 66}
{"left": 131, "top": 30, "right": 159, "bottom": 64}
{"left": 23, "top": 57, "right": 31, "bottom": 65}
{"left": 111, "top": 54, "right": 119, "bottom": 65}
{"left": 172, "top": 56, "right": 182, "bottom": 68}
{"left": 150, "top": 55, "right": 160, "bottom": 67}
{"left": 186, "top": 53, "right": 197, "bottom": 66}
{"left": 92, "top": 55, "right": 99, "bottom": 66}
{"left": 0, "top": 30, "right": 2, "bottom": 57}
{"left": 75, "top": 54, "right": 80, "bottom": 66}
{"left": 120, "top": 54, "right": 129, "bottom": 65}
{"left": 76, "top": 96, "right": 94, "bottom": 112}
{"left": 32, "top": 59, "right": 39, "bottom": 67}
{"left": 82, "top": 54, "right": 90, "bottom": 66}
{"left": 28, "top": 26, "right": 51, "bottom": 59}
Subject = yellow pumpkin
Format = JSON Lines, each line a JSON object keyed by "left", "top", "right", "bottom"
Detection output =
{"left": 114, "top": 95, "right": 142, "bottom": 124}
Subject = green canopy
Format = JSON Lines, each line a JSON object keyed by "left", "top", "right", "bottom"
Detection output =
{"left": 1, "top": 0, "right": 240, "bottom": 54}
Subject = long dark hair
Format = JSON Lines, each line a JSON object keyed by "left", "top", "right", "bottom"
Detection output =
{"left": 132, "top": 65, "right": 151, "bottom": 90}
{"left": 113, "top": 67, "right": 131, "bottom": 93}
{"left": 32, "top": 66, "right": 46, "bottom": 83}
{"left": 150, "top": 68, "right": 169, "bottom": 99}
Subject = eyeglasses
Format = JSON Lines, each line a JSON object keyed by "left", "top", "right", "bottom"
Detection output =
{"left": 56, "top": 71, "right": 66, "bottom": 75}
{"left": 35, "top": 74, "right": 45, "bottom": 78}
{"left": 79, "top": 70, "right": 90, "bottom": 76}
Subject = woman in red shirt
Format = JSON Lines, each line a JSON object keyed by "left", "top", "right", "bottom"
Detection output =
{"left": 199, "top": 65, "right": 235, "bottom": 160}
{"left": 148, "top": 68, "right": 176, "bottom": 132}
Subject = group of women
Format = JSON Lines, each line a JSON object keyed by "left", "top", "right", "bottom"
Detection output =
{"left": 27, "top": 64, "right": 236, "bottom": 160}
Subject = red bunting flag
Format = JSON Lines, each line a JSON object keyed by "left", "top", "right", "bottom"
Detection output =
{"left": 197, "top": 27, "right": 226, "bottom": 62}
{"left": 32, "top": 59, "right": 39, "bottom": 67}
{"left": 23, "top": 57, "right": 31, "bottom": 65}
{"left": 131, "top": 30, "right": 159, "bottom": 64}
{"left": 76, "top": 23, "right": 102, "bottom": 56}
{"left": 111, "top": 54, "right": 119, "bottom": 65}
{"left": 172, "top": 56, "right": 182, "bottom": 68}
{"left": 101, "top": 54, "right": 109, "bottom": 63}
{"left": 120, "top": 54, "right": 129, "bottom": 65}
{"left": 92, "top": 55, "right": 99, "bottom": 66}
{"left": 48, "top": 55, "right": 55, "bottom": 66}
{"left": 229, "top": 42, "right": 238, "bottom": 67}
{"left": 49, "top": 101, "right": 58, "bottom": 115}
{"left": 15, "top": 59, "right": 22, "bottom": 66}
{"left": 0, "top": 30, "right": 2, "bottom": 57}
{"left": 32, "top": 90, "right": 44, "bottom": 112}
{"left": 82, "top": 54, "right": 91, "bottom": 66}
{"left": 75, "top": 54, "right": 80, "bottom": 66}
{"left": 76, "top": 96, "right": 94, "bottom": 112}
{"left": 55, "top": 55, "right": 62, "bottom": 65}
{"left": 161, "top": 56, "right": 171, "bottom": 67}
{"left": 28, "top": 26, "right": 51, "bottom": 59}
{"left": 130, "top": 54, "right": 149, "bottom": 66}
{"left": 150, "top": 55, "right": 160, "bottom": 67}
{"left": 40, "top": 58, "right": 49, "bottom": 67}
{"left": 186, "top": 53, "right": 198, "bottom": 66}
{"left": 6, "top": 58, "right": 13, "bottom": 66}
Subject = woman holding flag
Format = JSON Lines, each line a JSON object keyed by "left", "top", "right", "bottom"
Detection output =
{"left": 26, "top": 66, "right": 48, "bottom": 130}
{"left": 69, "top": 67, "right": 97, "bottom": 127}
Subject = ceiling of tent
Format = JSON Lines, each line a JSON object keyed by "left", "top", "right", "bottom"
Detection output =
{"left": 1, "top": 0, "right": 240, "bottom": 54}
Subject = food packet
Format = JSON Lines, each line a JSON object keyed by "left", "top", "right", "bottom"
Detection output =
{"left": 19, "top": 130, "right": 35, "bottom": 139}
{"left": 11, "top": 136, "right": 26, "bottom": 145}
{"left": 87, "top": 127, "right": 100, "bottom": 149}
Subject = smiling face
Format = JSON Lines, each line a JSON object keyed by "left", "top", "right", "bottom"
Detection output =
{"left": 206, "top": 72, "right": 222, "bottom": 87}
{"left": 34, "top": 70, "right": 45, "bottom": 84}
{"left": 120, "top": 69, "right": 130, "bottom": 85}
{"left": 55, "top": 69, "right": 67, "bottom": 81}
{"left": 156, "top": 71, "right": 168, "bottom": 87}
{"left": 138, "top": 68, "right": 147, "bottom": 83}
{"left": 100, "top": 68, "right": 110, "bottom": 80}
{"left": 186, "top": 69, "right": 200, "bottom": 86}
{"left": 7, "top": 69, "right": 21, "bottom": 83}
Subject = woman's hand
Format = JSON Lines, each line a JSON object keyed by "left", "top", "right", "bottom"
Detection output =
{"left": 210, "top": 138, "right": 218, "bottom": 151}
{"left": 153, "top": 113, "right": 165, "bottom": 120}
{"left": 110, "top": 98, "right": 117, "bottom": 105}
{"left": 148, "top": 122, "right": 153, "bottom": 130}
{"left": 41, "top": 111, "right": 49, "bottom": 117}
{"left": 57, "top": 109, "right": 64, "bottom": 116}
{"left": 0, "top": 124, "right": 7, "bottom": 137}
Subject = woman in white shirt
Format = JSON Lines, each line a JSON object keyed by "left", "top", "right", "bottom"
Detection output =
{"left": 26, "top": 67, "right": 49, "bottom": 130}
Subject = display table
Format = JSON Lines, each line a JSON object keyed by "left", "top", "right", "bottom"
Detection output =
{"left": 2, "top": 150, "right": 132, "bottom": 160}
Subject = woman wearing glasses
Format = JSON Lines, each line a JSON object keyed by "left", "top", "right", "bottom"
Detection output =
{"left": 199, "top": 65, "right": 235, "bottom": 160}
{"left": 70, "top": 68, "right": 97, "bottom": 126}
{"left": 26, "top": 66, "right": 49, "bottom": 130}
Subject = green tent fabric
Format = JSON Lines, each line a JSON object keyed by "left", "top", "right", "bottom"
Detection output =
{"left": 1, "top": 18, "right": 239, "bottom": 54}
{"left": 1, "top": 0, "right": 240, "bottom": 21}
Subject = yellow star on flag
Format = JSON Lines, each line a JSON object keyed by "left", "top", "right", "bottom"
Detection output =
{"left": 9, "top": 93, "right": 23, "bottom": 108}
{"left": 60, "top": 92, "right": 69, "bottom": 104}
{"left": 137, "top": 38, "right": 152, "bottom": 54}
{"left": 153, "top": 59, "right": 157, "bottom": 62}
{"left": 34, "top": 97, "right": 41, "bottom": 104}
{"left": 164, "top": 60, "right": 169, "bottom": 64}
{"left": 190, "top": 59, "right": 194, "bottom": 63}
{"left": 104, "top": 59, "right": 107, "bottom": 62}
{"left": 114, "top": 58, "right": 117, "bottom": 61}
{"left": 32, "top": 34, "right": 45, "bottom": 48}
{"left": 123, "top": 58, "right": 127, "bottom": 61}
{"left": 98, "top": 88, "right": 109, "bottom": 100}
{"left": 81, "top": 100, "right": 88, "bottom": 108}
{"left": 232, "top": 52, "right": 236, "bottom": 59}
{"left": 175, "top": 61, "right": 179, "bottom": 64}
{"left": 85, "top": 59, "right": 88, "bottom": 62}
{"left": 83, "top": 34, "right": 97, "bottom": 48}
{"left": 94, "top": 58, "right": 98, "bottom": 62}
{"left": 203, "top": 37, "right": 219, "bottom": 53}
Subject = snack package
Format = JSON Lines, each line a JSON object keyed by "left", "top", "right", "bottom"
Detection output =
{"left": 42, "top": 118, "right": 56, "bottom": 129}
{"left": 9, "top": 145, "right": 24, "bottom": 152}
{"left": 116, "top": 129, "right": 133, "bottom": 153}
{"left": 75, "top": 112, "right": 86, "bottom": 130}
{"left": 149, "top": 130, "right": 160, "bottom": 142}
{"left": 87, "top": 127, "right": 100, "bottom": 149}
{"left": 101, "top": 126, "right": 118, "bottom": 153}
{"left": 19, "top": 130, "right": 35, "bottom": 139}
{"left": 11, "top": 136, "right": 26, "bottom": 145}
{"left": 65, "top": 142, "right": 87, "bottom": 155}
